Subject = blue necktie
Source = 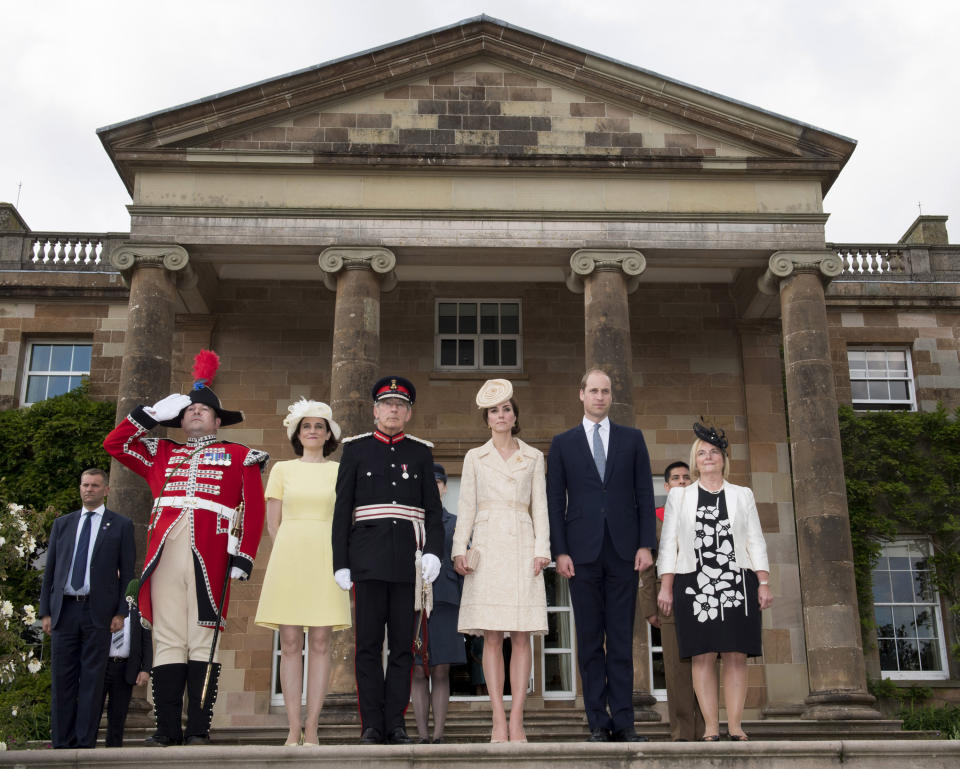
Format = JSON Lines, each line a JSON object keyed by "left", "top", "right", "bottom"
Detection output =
{"left": 71, "top": 511, "right": 94, "bottom": 591}
{"left": 592, "top": 423, "right": 606, "bottom": 479}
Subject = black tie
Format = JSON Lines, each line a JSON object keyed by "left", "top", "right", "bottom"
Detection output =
{"left": 71, "top": 511, "right": 94, "bottom": 591}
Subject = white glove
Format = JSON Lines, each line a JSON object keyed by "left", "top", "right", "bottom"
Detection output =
{"left": 144, "top": 393, "right": 192, "bottom": 422}
{"left": 421, "top": 553, "right": 441, "bottom": 584}
{"left": 230, "top": 566, "right": 247, "bottom": 580}
{"left": 334, "top": 568, "right": 353, "bottom": 591}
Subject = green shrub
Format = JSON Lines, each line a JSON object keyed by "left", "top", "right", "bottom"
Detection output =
{"left": 839, "top": 405, "right": 960, "bottom": 666}
{"left": 899, "top": 703, "right": 960, "bottom": 739}
{"left": 0, "top": 668, "right": 52, "bottom": 749}
{"left": 0, "top": 384, "right": 116, "bottom": 514}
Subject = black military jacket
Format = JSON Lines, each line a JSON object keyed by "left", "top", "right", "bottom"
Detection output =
{"left": 332, "top": 430, "right": 444, "bottom": 582}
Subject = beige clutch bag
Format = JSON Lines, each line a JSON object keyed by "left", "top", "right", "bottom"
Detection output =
{"left": 465, "top": 547, "right": 481, "bottom": 571}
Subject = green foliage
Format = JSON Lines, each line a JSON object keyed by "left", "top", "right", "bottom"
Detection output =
{"left": 0, "top": 497, "right": 51, "bottom": 748}
{"left": 0, "top": 384, "right": 116, "bottom": 514}
{"left": 899, "top": 703, "right": 960, "bottom": 739}
{"left": 0, "top": 668, "right": 51, "bottom": 748}
{"left": 839, "top": 405, "right": 960, "bottom": 666}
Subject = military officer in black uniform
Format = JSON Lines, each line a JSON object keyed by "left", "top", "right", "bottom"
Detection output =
{"left": 332, "top": 376, "right": 444, "bottom": 745}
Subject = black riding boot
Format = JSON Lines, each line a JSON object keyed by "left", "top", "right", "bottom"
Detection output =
{"left": 185, "top": 660, "right": 220, "bottom": 745}
{"left": 144, "top": 663, "right": 187, "bottom": 746}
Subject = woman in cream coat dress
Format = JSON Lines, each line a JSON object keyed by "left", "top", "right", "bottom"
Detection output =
{"left": 453, "top": 379, "right": 550, "bottom": 743}
{"left": 657, "top": 423, "right": 773, "bottom": 742}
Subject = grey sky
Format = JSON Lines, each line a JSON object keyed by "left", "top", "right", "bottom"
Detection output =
{"left": 2, "top": 0, "right": 957, "bottom": 243}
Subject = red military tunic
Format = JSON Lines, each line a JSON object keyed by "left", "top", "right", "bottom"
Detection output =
{"left": 104, "top": 406, "right": 267, "bottom": 629}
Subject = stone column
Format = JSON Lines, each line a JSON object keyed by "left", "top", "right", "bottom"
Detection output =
{"left": 567, "top": 249, "right": 646, "bottom": 426}
{"left": 319, "top": 246, "right": 397, "bottom": 439}
{"left": 758, "top": 251, "right": 880, "bottom": 720}
{"left": 318, "top": 246, "right": 396, "bottom": 697}
{"left": 107, "top": 244, "right": 189, "bottom": 559}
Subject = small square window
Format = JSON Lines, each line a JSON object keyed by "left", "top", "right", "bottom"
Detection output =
{"left": 435, "top": 300, "right": 522, "bottom": 372}
{"left": 847, "top": 347, "right": 916, "bottom": 411}
{"left": 21, "top": 341, "right": 92, "bottom": 406}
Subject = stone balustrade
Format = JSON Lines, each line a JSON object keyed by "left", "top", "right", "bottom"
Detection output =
{"left": 831, "top": 245, "right": 907, "bottom": 276}
{"left": 24, "top": 232, "right": 127, "bottom": 271}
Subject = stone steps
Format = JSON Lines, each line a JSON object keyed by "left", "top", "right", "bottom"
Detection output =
{"left": 4, "top": 740, "right": 960, "bottom": 769}
{"left": 109, "top": 716, "right": 920, "bottom": 746}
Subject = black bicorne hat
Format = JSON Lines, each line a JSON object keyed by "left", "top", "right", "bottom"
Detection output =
{"left": 159, "top": 350, "right": 244, "bottom": 428}
{"left": 693, "top": 421, "right": 728, "bottom": 452}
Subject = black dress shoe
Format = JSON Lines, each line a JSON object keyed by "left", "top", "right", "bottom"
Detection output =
{"left": 144, "top": 735, "right": 177, "bottom": 747}
{"left": 587, "top": 728, "right": 611, "bottom": 742}
{"left": 386, "top": 726, "right": 413, "bottom": 744}
{"left": 360, "top": 727, "right": 383, "bottom": 744}
{"left": 612, "top": 727, "right": 648, "bottom": 742}
{"left": 184, "top": 734, "right": 211, "bottom": 745}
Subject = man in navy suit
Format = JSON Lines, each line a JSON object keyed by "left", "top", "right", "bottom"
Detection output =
{"left": 39, "top": 469, "right": 135, "bottom": 749}
{"left": 547, "top": 370, "right": 656, "bottom": 742}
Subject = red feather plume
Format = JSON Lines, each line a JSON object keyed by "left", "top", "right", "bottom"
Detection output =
{"left": 191, "top": 349, "right": 220, "bottom": 388}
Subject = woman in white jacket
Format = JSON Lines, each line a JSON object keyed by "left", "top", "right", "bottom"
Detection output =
{"left": 657, "top": 423, "right": 773, "bottom": 742}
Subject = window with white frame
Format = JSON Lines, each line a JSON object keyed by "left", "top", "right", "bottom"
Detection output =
{"left": 872, "top": 539, "right": 949, "bottom": 679}
{"left": 21, "top": 341, "right": 92, "bottom": 405}
{"left": 847, "top": 347, "right": 916, "bottom": 411}
{"left": 435, "top": 300, "right": 521, "bottom": 371}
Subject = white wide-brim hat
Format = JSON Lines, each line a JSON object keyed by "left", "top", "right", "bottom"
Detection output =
{"left": 283, "top": 398, "right": 341, "bottom": 441}
{"left": 475, "top": 379, "right": 513, "bottom": 409}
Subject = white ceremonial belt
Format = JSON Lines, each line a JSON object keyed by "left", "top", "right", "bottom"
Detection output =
{"left": 354, "top": 503, "right": 425, "bottom": 524}
{"left": 155, "top": 495, "right": 236, "bottom": 522}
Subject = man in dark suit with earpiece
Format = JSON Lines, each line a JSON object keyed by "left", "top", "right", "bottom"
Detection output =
{"left": 547, "top": 369, "right": 656, "bottom": 743}
{"left": 39, "top": 468, "right": 135, "bottom": 749}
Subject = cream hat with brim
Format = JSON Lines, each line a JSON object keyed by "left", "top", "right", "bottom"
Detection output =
{"left": 283, "top": 398, "right": 341, "bottom": 441}
{"left": 475, "top": 379, "right": 513, "bottom": 409}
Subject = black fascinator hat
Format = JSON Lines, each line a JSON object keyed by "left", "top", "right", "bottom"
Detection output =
{"left": 693, "top": 421, "right": 728, "bottom": 452}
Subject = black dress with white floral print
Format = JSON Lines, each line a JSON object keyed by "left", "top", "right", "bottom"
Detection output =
{"left": 673, "top": 485, "right": 762, "bottom": 659}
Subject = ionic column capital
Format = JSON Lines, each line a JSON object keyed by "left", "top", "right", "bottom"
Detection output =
{"left": 109, "top": 243, "right": 190, "bottom": 284}
{"left": 757, "top": 250, "right": 844, "bottom": 295}
{"left": 566, "top": 248, "right": 647, "bottom": 294}
{"left": 318, "top": 246, "right": 397, "bottom": 292}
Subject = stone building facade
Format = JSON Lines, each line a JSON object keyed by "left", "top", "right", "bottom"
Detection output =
{"left": 2, "top": 16, "right": 958, "bottom": 729}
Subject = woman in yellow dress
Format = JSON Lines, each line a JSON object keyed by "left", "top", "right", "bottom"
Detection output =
{"left": 255, "top": 399, "right": 351, "bottom": 746}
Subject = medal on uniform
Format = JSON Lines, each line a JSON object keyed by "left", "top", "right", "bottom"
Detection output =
{"left": 203, "top": 448, "right": 231, "bottom": 466}
{"left": 401, "top": 463, "right": 409, "bottom": 479}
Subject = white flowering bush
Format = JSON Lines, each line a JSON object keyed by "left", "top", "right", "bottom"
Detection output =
{"left": 0, "top": 499, "right": 52, "bottom": 748}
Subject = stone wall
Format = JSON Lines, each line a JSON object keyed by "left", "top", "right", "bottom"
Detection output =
{"left": 0, "top": 298, "right": 127, "bottom": 409}
{"left": 828, "top": 308, "right": 960, "bottom": 411}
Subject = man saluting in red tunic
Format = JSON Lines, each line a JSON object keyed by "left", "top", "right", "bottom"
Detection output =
{"left": 104, "top": 350, "right": 267, "bottom": 746}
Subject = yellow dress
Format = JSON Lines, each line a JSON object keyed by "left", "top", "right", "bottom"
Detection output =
{"left": 254, "top": 460, "right": 352, "bottom": 631}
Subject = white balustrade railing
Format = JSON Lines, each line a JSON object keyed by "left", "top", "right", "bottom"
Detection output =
{"left": 832, "top": 245, "right": 907, "bottom": 277}
{"left": 26, "top": 234, "right": 124, "bottom": 270}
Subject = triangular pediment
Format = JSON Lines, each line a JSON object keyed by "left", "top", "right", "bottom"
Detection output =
{"left": 187, "top": 58, "right": 761, "bottom": 161}
{"left": 99, "top": 16, "right": 855, "bottom": 193}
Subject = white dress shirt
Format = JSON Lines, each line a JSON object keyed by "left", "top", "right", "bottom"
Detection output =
{"left": 64, "top": 504, "right": 105, "bottom": 596}
{"left": 582, "top": 415, "right": 610, "bottom": 456}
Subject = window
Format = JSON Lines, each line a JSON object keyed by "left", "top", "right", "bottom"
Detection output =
{"left": 542, "top": 567, "right": 576, "bottom": 698}
{"left": 848, "top": 348, "right": 916, "bottom": 411}
{"left": 21, "top": 342, "right": 92, "bottom": 405}
{"left": 872, "top": 539, "right": 949, "bottom": 679}
{"left": 436, "top": 300, "right": 521, "bottom": 371}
